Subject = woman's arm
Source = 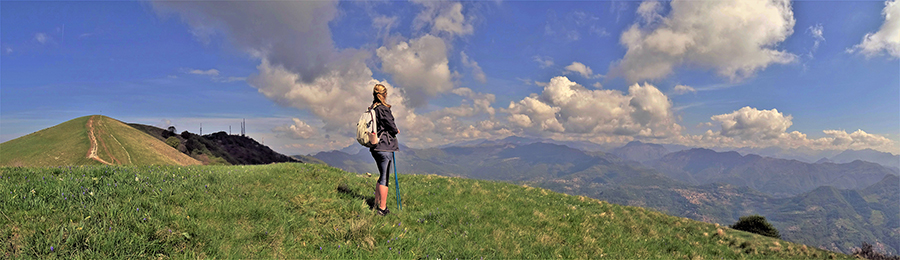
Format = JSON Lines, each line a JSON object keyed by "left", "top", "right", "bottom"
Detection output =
{"left": 378, "top": 106, "right": 399, "bottom": 136}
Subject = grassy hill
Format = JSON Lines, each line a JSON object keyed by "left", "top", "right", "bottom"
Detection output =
{"left": 1, "top": 115, "right": 200, "bottom": 167}
{"left": 1, "top": 163, "right": 850, "bottom": 259}
{"left": 315, "top": 142, "right": 899, "bottom": 255}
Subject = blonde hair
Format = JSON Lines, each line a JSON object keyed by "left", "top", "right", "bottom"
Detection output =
{"left": 372, "top": 84, "right": 391, "bottom": 108}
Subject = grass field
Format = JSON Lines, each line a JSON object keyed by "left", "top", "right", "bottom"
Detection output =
{"left": 0, "top": 115, "right": 200, "bottom": 167}
{"left": 0, "top": 116, "right": 96, "bottom": 167}
{"left": 1, "top": 163, "right": 851, "bottom": 259}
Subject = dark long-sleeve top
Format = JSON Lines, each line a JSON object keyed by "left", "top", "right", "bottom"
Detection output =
{"left": 371, "top": 104, "right": 399, "bottom": 152}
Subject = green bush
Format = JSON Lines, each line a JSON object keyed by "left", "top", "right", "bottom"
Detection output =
{"left": 731, "top": 215, "right": 781, "bottom": 239}
{"left": 165, "top": 136, "right": 181, "bottom": 150}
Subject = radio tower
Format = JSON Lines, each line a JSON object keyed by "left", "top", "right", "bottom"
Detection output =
{"left": 200, "top": 123, "right": 203, "bottom": 135}
{"left": 241, "top": 118, "right": 246, "bottom": 137}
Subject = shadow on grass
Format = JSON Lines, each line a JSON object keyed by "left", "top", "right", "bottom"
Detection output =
{"left": 337, "top": 183, "right": 376, "bottom": 210}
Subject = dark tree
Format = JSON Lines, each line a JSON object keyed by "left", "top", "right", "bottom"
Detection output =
{"left": 730, "top": 215, "right": 781, "bottom": 239}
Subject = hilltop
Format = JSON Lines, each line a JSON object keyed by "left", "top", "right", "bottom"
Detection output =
{"left": 0, "top": 115, "right": 200, "bottom": 167}
{"left": 129, "top": 123, "right": 300, "bottom": 165}
{"left": 0, "top": 163, "right": 850, "bottom": 259}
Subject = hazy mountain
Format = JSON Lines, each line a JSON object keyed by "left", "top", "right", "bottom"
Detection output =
{"left": 831, "top": 149, "right": 900, "bottom": 169}
{"left": 544, "top": 174, "right": 899, "bottom": 255}
{"left": 652, "top": 148, "right": 897, "bottom": 197}
{"left": 815, "top": 157, "right": 834, "bottom": 164}
{"left": 612, "top": 141, "right": 669, "bottom": 163}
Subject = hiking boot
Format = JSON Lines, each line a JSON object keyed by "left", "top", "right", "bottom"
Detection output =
{"left": 376, "top": 207, "right": 391, "bottom": 216}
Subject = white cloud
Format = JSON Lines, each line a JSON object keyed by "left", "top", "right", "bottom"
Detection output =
{"left": 4, "top": 47, "right": 11, "bottom": 54}
{"left": 505, "top": 76, "right": 682, "bottom": 138}
{"left": 849, "top": 0, "right": 900, "bottom": 58}
{"left": 807, "top": 23, "right": 824, "bottom": 52}
{"left": 672, "top": 84, "right": 696, "bottom": 95}
{"left": 592, "top": 82, "right": 603, "bottom": 89}
{"left": 818, "top": 129, "right": 894, "bottom": 150}
{"left": 680, "top": 107, "right": 896, "bottom": 153}
{"left": 221, "top": 76, "right": 246, "bottom": 83}
{"left": 377, "top": 34, "right": 454, "bottom": 108}
{"left": 533, "top": 56, "right": 555, "bottom": 68}
{"left": 372, "top": 15, "right": 398, "bottom": 37}
{"left": 188, "top": 69, "right": 219, "bottom": 76}
{"left": 34, "top": 33, "right": 50, "bottom": 44}
{"left": 636, "top": 0, "right": 664, "bottom": 24}
{"left": 460, "top": 51, "right": 487, "bottom": 83}
{"left": 274, "top": 118, "right": 317, "bottom": 139}
{"left": 152, "top": 1, "right": 339, "bottom": 83}
{"left": 413, "top": 1, "right": 474, "bottom": 37}
{"left": 710, "top": 107, "right": 792, "bottom": 140}
{"left": 613, "top": 0, "right": 797, "bottom": 82}
{"left": 563, "top": 62, "right": 600, "bottom": 78}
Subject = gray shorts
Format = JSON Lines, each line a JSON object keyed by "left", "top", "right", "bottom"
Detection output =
{"left": 371, "top": 150, "right": 393, "bottom": 187}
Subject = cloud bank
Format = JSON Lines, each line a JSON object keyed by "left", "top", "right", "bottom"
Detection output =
{"left": 152, "top": 0, "right": 895, "bottom": 154}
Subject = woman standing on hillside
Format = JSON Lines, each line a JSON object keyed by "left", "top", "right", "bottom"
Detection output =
{"left": 370, "top": 83, "right": 399, "bottom": 216}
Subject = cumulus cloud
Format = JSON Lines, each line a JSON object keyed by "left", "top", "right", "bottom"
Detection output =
{"left": 274, "top": 118, "right": 317, "bottom": 139}
{"left": 672, "top": 84, "right": 696, "bottom": 95}
{"left": 460, "top": 51, "right": 487, "bottom": 83}
{"left": 682, "top": 107, "right": 895, "bottom": 152}
{"left": 152, "top": 1, "right": 339, "bottom": 83}
{"left": 849, "top": 0, "right": 900, "bottom": 58}
{"left": 413, "top": 0, "right": 473, "bottom": 37}
{"left": 564, "top": 62, "right": 600, "bottom": 78}
{"left": 505, "top": 76, "right": 682, "bottom": 138}
{"left": 377, "top": 35, "right": 454, "bottom": 107}
{"left": 710, "top": 107, "right": 792, "bottom": 140}
{"left": 612, "top": 0, "right": 797, "bottom": 82}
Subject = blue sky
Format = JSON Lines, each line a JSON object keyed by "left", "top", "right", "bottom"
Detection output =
{"left": 1, "top": 0, "right": 898, "bottom": 155}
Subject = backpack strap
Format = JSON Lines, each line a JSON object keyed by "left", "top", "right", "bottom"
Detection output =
{"left": 369, "top": 106, "right": 377, "bottom": 133}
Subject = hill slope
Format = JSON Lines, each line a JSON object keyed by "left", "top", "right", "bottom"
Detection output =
{"left": 130, "top": 124, "right": 300, "bottom": 165}
{"left": 1, "top": 115, "right": 200, "bottom": 167}
{"left": 315, "top": 142, "right": 899, "bottom": 255}
{"left": 1, "top": 163, "right": 849, "bottom": 259}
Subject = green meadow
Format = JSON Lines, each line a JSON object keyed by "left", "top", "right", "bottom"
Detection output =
{"left": 1, "top": 163, "right": 850, "bottom": 259}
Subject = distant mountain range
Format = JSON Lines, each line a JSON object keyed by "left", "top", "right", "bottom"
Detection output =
{"left": 311, "top": 138, "right": 899, "bottom": 255}
{"left": 651, "top": 147, "right": 895, "bottom": 198}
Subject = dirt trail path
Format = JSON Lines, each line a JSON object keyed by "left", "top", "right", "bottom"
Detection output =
{"left": 86, "top": 116, "right": 112, "bottom": 165}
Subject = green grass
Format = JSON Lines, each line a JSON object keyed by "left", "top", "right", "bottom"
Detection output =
{"left": 1, "top": 163, "right": 851, "bottom": 259}
{"left": 0, "top": 115, "right": 200, "bottom": 167}
{"left": 91, "top": 116, "right": 199, "bottom": 166}
{"left": 0, "top": 116, "right": 97, "bottom": 167}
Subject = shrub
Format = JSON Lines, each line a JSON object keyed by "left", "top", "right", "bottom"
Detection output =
{"left": 854, "top": 242, "right": 900, "bottom": 260}
{"left": 165, "top": 136, "right": 181, "bottom": 150}
{"left": 730, "top": 215, "right": 780, "bottom": 239}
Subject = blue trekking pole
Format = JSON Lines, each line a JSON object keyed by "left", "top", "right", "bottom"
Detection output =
{"left": 393, "top": 152, "right": 402, "bottom": 210}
